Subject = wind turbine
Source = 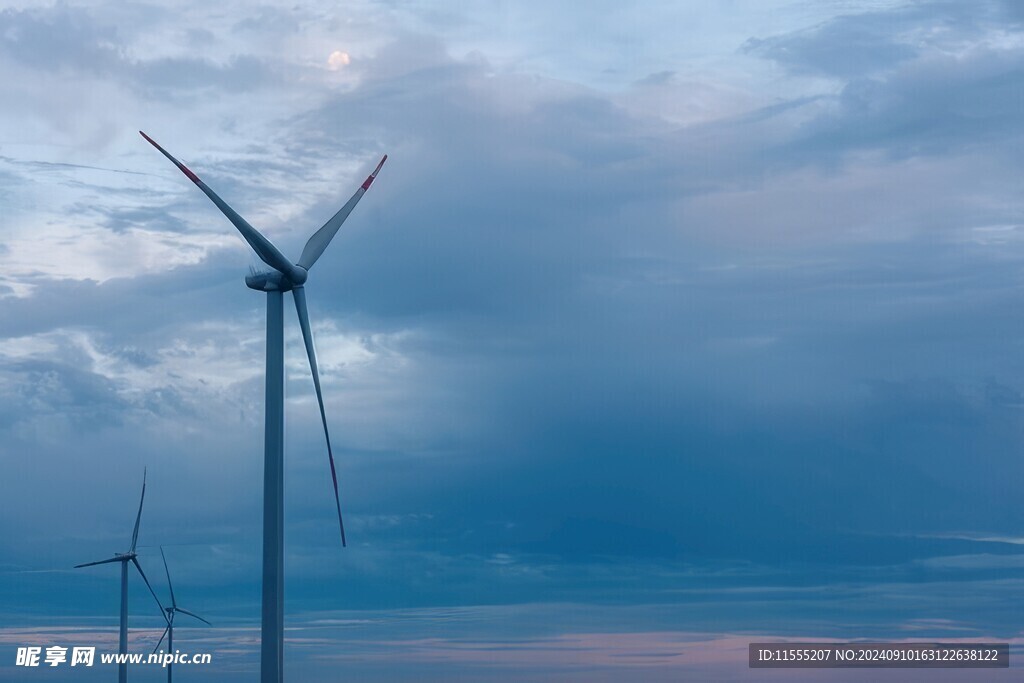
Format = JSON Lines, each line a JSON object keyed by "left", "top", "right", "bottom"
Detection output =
{"left": 75, "top": 469, "right": 166, "bottom": 683}
{"left": 140, "top": 131, "right": 385, "bottom": 683}
{"left": 153, "top": 546, "right": 210, "bottom": 683}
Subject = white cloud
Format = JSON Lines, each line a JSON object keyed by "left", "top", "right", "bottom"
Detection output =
{"left": 1, "top": 225, "right": 236, "bottom": 292}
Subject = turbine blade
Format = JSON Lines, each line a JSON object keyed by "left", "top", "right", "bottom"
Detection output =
{"left": 139, "top": 131, "right": 300, "bottom": 279}
{"left": 174, "top": 607, "right": 212, "bottom": 626}
{"left": 292, "top": 286, "right": 347, "bottom": 546}
{"left": 74, "top": 556, "right": 122, "bottom": 569}
{"left": 130, "top": 468, "right": 146, "bottom": 553}
{"left": 131, "top": 557, "right": 167, "bottom": 617}
{"left": 296, "top": 154, "right": 386, "bottom": 270}
{"left": 152, "top": 624, "right": 170, "bottom": 654}
{"left": 160, "top": 546, "right": 176, "bottom": 609}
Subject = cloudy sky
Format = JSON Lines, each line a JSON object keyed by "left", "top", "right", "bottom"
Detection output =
{"left": 1, "top": 0, "right": 1023, "bottom": 680}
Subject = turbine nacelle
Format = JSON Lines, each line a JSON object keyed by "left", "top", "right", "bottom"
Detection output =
{"left": 245, "top": 269, "right": 305, "bottom": 292}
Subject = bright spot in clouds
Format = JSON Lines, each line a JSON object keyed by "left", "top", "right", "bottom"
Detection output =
{"left": 327, "top": 50, "right": 351, "bottom": 70}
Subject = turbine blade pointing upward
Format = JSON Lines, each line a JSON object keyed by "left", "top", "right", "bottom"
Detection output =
{"left": 292, "top": 286, "right": 347, "bottom": 546}
{"left": 139, "top": 132, "right": 302, "bottom": 281}
{"left": 160, "top": 546, "right": 176, "bottom": 609}
{"left": 297, "top": 155, "right": 386, "bottom": 271}
{"left": 130, "top": 468, "right": 146, "bottom": 553}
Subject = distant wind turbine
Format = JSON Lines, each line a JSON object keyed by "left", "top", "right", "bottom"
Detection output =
{"left": 75, "top": 469, "right": 166, "bottom": 683}
{"left": 140, "top": 131, "right": 386, "bottom": 683}
{"left": 153, "top": 546, "right": 210, "bottom": 683}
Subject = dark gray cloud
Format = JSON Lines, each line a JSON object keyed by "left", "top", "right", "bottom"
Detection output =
{"left": 789, "top": 49, "right": 1024, "bottom": 160}
{"left": 742, "top": 2, "right": 996, "bottom": 79}
{"left": 0, "top": 4, "right": 278, "bottom": 97}
{"left": 5, "top": 5, "right": 1024, "bottom": 570}
{"left": 0, "top": 358, "right": 126, "bottom": 430}
{"left": 745, "top": 12, "right": 917, "bottom": 78}
{"left": 733, "top": 1, "right": 1024, "bottom": 168}
{"left": 205, "top": 30, "right": 1024, "bottom": 579}
{"left": 0, "top": 4, "right": 124, "bottom": 73}
{"left": 634, "top": 70, "right": 676, "bottom": 87}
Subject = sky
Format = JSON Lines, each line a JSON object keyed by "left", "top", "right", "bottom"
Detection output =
{"left": 1, "top": 0, "right": 1024, "bottom": 680}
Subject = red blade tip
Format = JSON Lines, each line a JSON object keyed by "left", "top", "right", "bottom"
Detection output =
{"left": 140, "top": 131, "right": 201, "bottom": 184}
{"left": 362, "top": 154, "right": 387, "bottom": 190}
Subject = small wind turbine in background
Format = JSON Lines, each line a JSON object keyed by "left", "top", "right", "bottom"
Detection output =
{"left": 153, "top": 546, "right": 210, "bottom": 683}
{"left": 141, "top": 131, "right": 386, "bottom": 683}
{"left": 74, "top": 469, "right": 166, "bottom": 683}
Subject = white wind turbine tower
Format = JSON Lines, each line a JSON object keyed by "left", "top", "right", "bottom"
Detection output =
{"left": 75, "top": 469, "right": 166, "bottom": 683}
{"left": 140, "top": 131, "right": 386, "bottom": 683}
{"left": 153, "top": 546, "right": 210, "bottom": 683}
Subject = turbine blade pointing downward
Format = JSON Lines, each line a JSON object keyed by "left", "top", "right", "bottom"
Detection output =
{"left": 139, "top": 132, "right": 302, "bottom": 281}
{"left": 175, "top": 607, "right": 212, "bottom": 626}
{"left": 292, "top": 286, "right": 347, "bottom": 546}
{"left": 130, "top": 468, "right": 146, "bottom": 553}
{"left": 297, "top": 155, "right": 386, "bottom": 271}
{"left": 152, "top": 624, "right": 170, "bottom": 655}
{"left": 132, "top": 557, "right": 167, "bottom": 618}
